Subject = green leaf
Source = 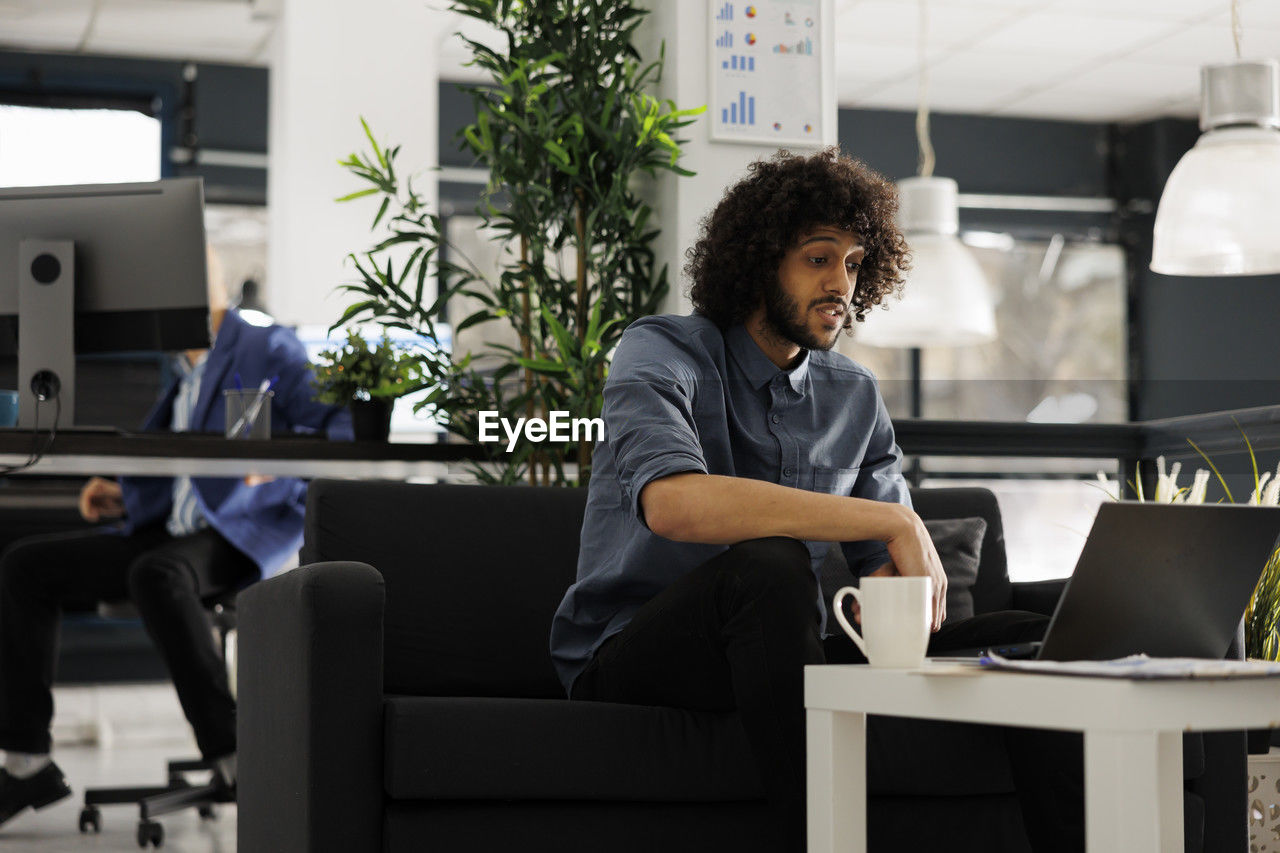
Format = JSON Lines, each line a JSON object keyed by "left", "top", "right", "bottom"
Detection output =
{"left": 1186, "top": 439, "right": 1234, "bottom": 503}
{"left": 335, "top": 187, "right": 380, "bottom": 203}
{"left": 360, "top": 117, "right": 387, "bottom": 169}
{"left": 372, "top": 196, "right": 391, "bottom": 229}
{"left": 516, "top": 357, "right": 568, "bottom": 374}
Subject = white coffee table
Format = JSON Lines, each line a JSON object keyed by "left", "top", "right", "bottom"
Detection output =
{"left": 805, "top": 663, "right": 1280, "bottom": 852}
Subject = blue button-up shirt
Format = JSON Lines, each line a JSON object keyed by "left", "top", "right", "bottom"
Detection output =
{"left": 549, "top": 314, "right": 911, "bottom": 694}
{"left": 166, "top": 352, "right": 210, "bottom": 537}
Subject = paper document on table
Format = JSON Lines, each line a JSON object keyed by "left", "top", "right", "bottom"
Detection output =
{"left": 979, "top": 653, "right": 1280, "bottom": 679}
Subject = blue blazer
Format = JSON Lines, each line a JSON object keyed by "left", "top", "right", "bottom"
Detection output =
{"left": 117, "top": 309, "right": 353, "bottom": 578}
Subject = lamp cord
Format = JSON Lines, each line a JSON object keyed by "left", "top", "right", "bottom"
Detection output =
{"left": 915, "top": 0, "right": 935, "bottom": 178}
{"left": 1231, "top": 0, "right": 1242, "bottom": 59}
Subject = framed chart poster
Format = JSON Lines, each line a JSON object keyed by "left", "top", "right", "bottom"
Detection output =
{"left": 708, "top": 0, "right": 829, "bottom": 146}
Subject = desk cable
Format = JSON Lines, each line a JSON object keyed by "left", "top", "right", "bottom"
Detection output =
{"left": 0, "top": 394, "right": 60, "bottom": 477}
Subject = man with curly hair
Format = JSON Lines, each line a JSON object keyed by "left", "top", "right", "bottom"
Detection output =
{"left": 550, "top": 148, "right": 1080, "bottom": 851}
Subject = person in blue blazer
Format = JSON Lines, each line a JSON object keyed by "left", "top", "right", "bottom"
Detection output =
{"left": 0, "top": 278, "right": 352, "bottom": 830}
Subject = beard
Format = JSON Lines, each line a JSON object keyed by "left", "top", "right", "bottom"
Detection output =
{"left": 762, "top": 277, "right": 843, "bottom": 352}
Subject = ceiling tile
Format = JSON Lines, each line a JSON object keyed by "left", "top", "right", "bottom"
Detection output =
{"left": 835, "top": 0, "right": 1025, "bottom": 48}
{"left": 970, "top": 11, "right": 1184, "bottom": 56}
{"left": 1061, "top": 59, "right": 1201, "bottom": 99}
{"left": 995, "top": 88, "right": 1189, "bottom": 122}
{"left": 846, "top": 75, "right": 1010, "bottom": 114}
{"left": 1237, "top": 0, "right": 1280, "bottom": 28}
{"left": 0, "top": 0, "right": 92, "bottom": 51}
{"left": 924, "top": 49, "right": 1095, "bottom": 89}
{"left": 1040, "top": 0, "right": 1228, "bottom": 23}
{"left": 835, "top": 42, "right": 925, "bottom": 99}
{"left": 1126, "top": 14, "right": 1280, "bottom": 65}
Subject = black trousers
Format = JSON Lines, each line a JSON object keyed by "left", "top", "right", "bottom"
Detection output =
{"left": 571, "top": 537, "right": 1083, "bottom": 852}
{"left": 0, "top": 525, "right": 257, "bottom": 760}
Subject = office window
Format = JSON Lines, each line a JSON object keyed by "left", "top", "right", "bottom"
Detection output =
{"left": 917, "top": 457, "right": 1120, "bottom": 582}
{"left": 0, "top": 104, "right": 161, "bottom": 187}
{"left": 844, "top": 237, "right": 1127, "bottom": 424}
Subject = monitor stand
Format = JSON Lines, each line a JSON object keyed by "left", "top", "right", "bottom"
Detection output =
{"left": 17, "top": 239, "right": 75, "bottom": 430}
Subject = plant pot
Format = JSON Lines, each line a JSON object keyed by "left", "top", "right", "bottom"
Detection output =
{"left": 349, "top": 399, "right": 393, "bottom": 442}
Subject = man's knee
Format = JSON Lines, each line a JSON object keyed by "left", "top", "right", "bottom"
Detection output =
{"left": 126, "top": 553, "right": 194, "bottom": 602}
{"left": 719, "top": 537, "right": 815, "bottom": 600}
{"left": 0, "top": 539, "right": 52, "bottom": 597}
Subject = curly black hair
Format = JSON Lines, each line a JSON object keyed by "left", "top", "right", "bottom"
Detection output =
{"left": 685, "top": 147, "right": 909, "bottom": 331}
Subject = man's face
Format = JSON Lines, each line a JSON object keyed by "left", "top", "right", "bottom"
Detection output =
{"left": 764, "top": 226, "right": 864, "bottom": 352}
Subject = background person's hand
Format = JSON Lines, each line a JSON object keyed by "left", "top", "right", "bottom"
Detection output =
{"left": 78, "top": 476, "right": 124, "bottom": 522}
{"left": 882, "top": 510, "right": 948, "bottom": 631}
{"left": 243, "top": 474, "right": 275, "bottom": 487}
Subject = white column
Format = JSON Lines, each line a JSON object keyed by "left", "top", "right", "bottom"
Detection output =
{"left": 638, "top": 0, "right": 837, "bottom": 316}
{"left": 265, "top": 0, "right": 442, "bottom": 328}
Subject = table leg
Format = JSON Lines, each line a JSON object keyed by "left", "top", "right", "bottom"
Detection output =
{"left": 807, "top": 708, "right": 866, "bottom": 853}
{"left": 1084, "top": 730, "right": 1182, "bottom": 853}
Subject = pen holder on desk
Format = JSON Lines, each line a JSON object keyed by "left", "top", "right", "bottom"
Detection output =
{"left": 224, "top": 389, "right": 273, "bottom": 439}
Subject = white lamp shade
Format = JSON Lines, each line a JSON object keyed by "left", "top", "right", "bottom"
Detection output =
{"left": 857, "top": 232, "right": 997, "bottom": 348}
{"left": 1151, "top": 126, "right": 1280, "bottom": 276}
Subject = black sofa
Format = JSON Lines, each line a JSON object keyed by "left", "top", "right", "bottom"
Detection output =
{"left": 237, "top": 480, "right": 1244, "bottom": 852}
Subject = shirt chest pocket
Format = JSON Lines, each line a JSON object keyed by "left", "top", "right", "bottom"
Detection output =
{"left": 811, "top": 466, "right": 860, "bottom": 497}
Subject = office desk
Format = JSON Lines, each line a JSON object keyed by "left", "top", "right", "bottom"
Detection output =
{"left": 805, "top": 663, "right": 1280, "bottom": 853}
{"left": 0, "top": 431, "right": 488, "bottom": 479}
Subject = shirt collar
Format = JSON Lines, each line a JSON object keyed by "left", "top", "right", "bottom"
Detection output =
{"left": 174, "top": 350, "right": 208, "bottom": 381}
{"left": 725, "top": 323, "right": 810, "bottom": 395}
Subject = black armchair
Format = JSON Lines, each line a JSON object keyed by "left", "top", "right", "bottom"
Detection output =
{"left": 237, "top": 481, "right": 1242, "bottom": 852}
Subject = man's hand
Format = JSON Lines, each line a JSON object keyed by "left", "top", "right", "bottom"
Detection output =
{"left": 881, "top": 510, "right": 948, "bottom": 631}
{"left": 79, "top": 477, "right": 124, "bottom": 523}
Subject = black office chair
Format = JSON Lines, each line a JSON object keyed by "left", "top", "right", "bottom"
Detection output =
{"left": 76, "top": 591, "right": 238, "bottom": 849}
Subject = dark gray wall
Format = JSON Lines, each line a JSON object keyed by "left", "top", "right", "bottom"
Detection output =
{"left": 0, "top": 49, "right": 267, "bottom": 204}
{"left": 1113, "top": 119, "right": 1280, "bottom": 420}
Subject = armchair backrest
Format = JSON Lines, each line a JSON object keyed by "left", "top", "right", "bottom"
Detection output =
{"left": 304, "top": 480, "right": 586, "bottom": 699}
{"left": 302, "top": 481, "right": 1011, "bottom": 699}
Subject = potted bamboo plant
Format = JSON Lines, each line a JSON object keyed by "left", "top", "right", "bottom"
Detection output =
{"left": 330, "top": 0, "right": 702, "bottom": 485}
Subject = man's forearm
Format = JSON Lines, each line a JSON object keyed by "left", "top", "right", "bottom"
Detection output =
{"left": 641, "top": 472, "right": 910, "bottom": 546}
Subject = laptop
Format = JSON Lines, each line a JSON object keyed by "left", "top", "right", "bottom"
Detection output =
{"left": 942, "top": 501, "right": 1280, "bottom": 662}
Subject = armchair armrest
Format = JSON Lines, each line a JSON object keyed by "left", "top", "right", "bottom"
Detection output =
{"left": 237, "top": 561, "right": 386, "bottom": 853}
{"left": 1009, "top": 578, "right": 1068, "bottom": 617}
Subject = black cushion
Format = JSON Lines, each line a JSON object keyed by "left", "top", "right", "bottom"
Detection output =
{"left": 911, "top": 488, "right": 1013, "bottom": 614}
{"left": 382, "top": 696, "right": 1020, "bottom": 801}
{"left": 927, "top": 516, "right": 986, "bottom": 623}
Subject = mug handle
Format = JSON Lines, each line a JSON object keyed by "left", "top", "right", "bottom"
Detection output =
{"left": 833, "top": 586, "right": 868, "bottom": 658}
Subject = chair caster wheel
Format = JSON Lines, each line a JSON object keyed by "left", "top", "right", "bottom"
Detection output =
{"left": 78, "top": 805, "right": 101, "bottom": 833}
{"left": 137, "top": 819, "right": 164, "bottom": 848}
{"left": 198, "top": 803, "right": 216, "bottom": 820}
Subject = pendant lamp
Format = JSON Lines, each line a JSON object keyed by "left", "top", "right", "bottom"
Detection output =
{"left": 1151, "top": 58, "right": 1280, "bottom": 276}
{"left": 856, "top": 0, "right": 996, "bottom": 348}
{"left": 857, "top": 176, "right": 997, "bottom": 347}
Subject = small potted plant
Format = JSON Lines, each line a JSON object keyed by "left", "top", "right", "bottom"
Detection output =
{"left": 312, "top": 329, "right": 423, "bottom": 441}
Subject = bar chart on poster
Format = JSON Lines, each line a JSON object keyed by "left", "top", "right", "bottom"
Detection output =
{"left": 709, "top": 0, "right": 826, "bottom": 146}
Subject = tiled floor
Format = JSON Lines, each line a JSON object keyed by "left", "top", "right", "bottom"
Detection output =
{"left": 2, "top": 683, "right": 236, "bottom": 851}
{"left": 1, "top": 740, "right": 236, "bottom": 851}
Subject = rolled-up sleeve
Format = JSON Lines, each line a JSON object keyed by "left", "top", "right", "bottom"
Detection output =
{"left": 841, "top": 378, "right": 912, "bottom": 577}
{"left": 604, "top": 323, "right": 709, "bottom": 524}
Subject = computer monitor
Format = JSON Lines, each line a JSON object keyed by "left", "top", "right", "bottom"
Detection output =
{"left": 0, "top": 178, "right": 210, "bottom": 428}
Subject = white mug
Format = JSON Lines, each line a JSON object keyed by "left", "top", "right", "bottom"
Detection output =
{"left": 833, "top": 576, "right": 932, "bottom": 668}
